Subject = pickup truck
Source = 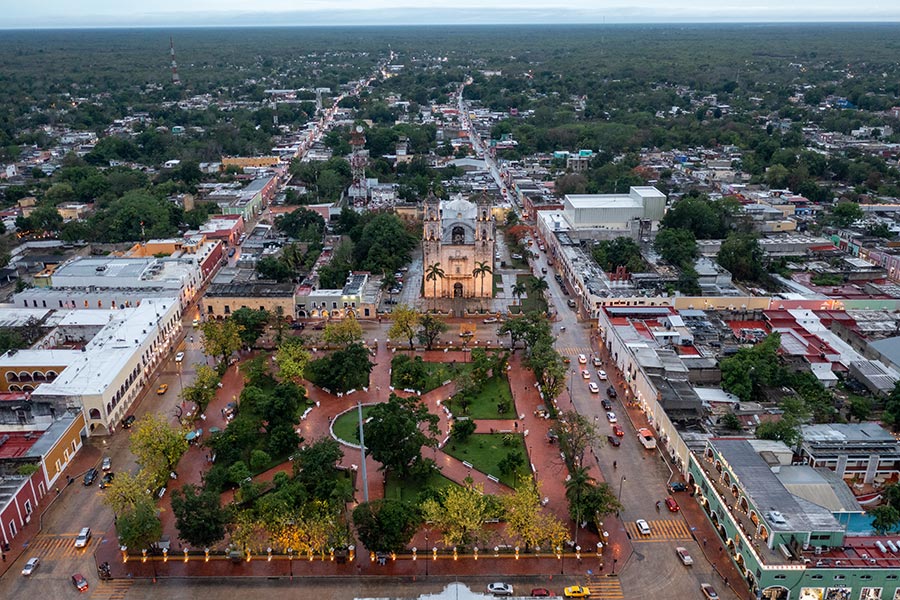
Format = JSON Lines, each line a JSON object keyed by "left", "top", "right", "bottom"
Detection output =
{"left": 637, "top": 428, "right": 657, "bottom": 449}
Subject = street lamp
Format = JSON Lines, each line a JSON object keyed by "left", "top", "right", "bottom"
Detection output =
{"left": 617, "top": 475, "right": 626, "bottom": 515}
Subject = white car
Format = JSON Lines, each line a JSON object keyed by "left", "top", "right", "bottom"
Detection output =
{"left": 636, "top": 519, "right": 651, "bottom": 535}
{"left": 592, "top": 357, "right": 602, "bottom": 367}
{"left": 101, "top": 456, "right": 111, "bottom": 471}
{"left": 589, "top": 382, "right": 600, "bottom": 393}
{"left": 578, "top": 354, "right": 588, "bottom": 364}
{"left": 675, "top": 547, "right": 693, "bottom": 565}
{"left": 488, "top": 582, "right": 514, "bottom": 596}
{"left": 174, "top": 351, "right": 185, "bottom": 363}
{"left": 21, "top": 557, "right": 40, "bottom": 576}
{"left": 597, "top": 370, "right": 607, "bottom": 380}
{"left": 606, "top": 411, "right": 617, "bottom": 423}
{"left": 582, "top": 370, "right": 591, "bottom": 380}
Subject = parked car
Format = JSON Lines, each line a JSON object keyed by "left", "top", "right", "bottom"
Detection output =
{"left": 597, "top": 369, "right": 607, "bottom": 380}
{"left": 156, "top": 383, "right": 168, "bottom": 395}
{"left": 83, "top": 468, "right": 98, "bottom": 486}
{"left": 606, "top": 411, "right": 617, "bottom": 423}
{"left": 488, "top": 582, "right": 514, "bottom": 596}
{"left": 669, "top": 482, "right": 687, "bottom": 493}
{"left": 589, "top": 382, "right": 600, "bottom": 394}
{"left": 635, "top": 519, "right": 651, "bottom": 535}
{"left": 612, "top": 424, "right": 624, "bottom": 437}
{"left": 606, "top": 386, "right": 617, "bottom": 398}
{"left": 483, "top": 317, "right": 499, "bottom": 324}
{"left": 531, "top": 589, "right": 553, "bottom": 597}
{"left": 99, "top": 472, "right": 115, "bottom": 489}
{"left": 71, "top": 573, "right": 89, "bottom": 592}
{"left": 607, "top": 435, "right": 621, "bottom": 447}
{"left": 174, "top": 351, "right": 185, "bottom": 363}
{"left": 101, "top": 456, "right": 111, "bottom": 471}
{"left": 700, "top": 583, "right": 720, "bottom": 600}
{"left": 578, "top": 354, "right": 587, "bottom": 364}
{"left": 21, "top": 557, "right": 40, "bottom": 576}
{"left": 192, "top": 318, "right": 200, "bottom": 327}
{"left": 563, "top": 586, "right": 591, "bottom": 598}
{"left": 74, "top": 527, "right": 92, "bottom": 548}
{"left": 122, "top": 415, "right": 136, "bottom": 429}
{"left": 665, "top": 497, "right": 680, "bottom": 512}
{"left": 601, "top": 399, "right": 612, "bottom": 410}
{"left": 675, "top": 547, "right": 693, "bottom": 566}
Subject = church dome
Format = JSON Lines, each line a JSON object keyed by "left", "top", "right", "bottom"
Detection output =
{"left": 440, "top": 197, "right": 477, "bottom": 220}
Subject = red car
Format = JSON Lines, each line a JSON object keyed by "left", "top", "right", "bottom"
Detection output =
{"left": 71, "top": 573, "right": 89, "bottom": 592}
{"left": 612, "top": 424, "right": 624, "bottom": 437}
{"left": 531, "top": 589, "right": 554, "bottom": 597}
{"left": 665, "top": 497, "right": 680, "bottom": 512}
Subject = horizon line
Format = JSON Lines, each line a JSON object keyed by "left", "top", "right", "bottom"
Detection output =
{"left": 3, "top": 20, "right": 900, "bottom": 31}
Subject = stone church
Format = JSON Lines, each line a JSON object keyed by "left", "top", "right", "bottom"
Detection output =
{"left": 422, "top": 191, "right": 494, "bottom": 300}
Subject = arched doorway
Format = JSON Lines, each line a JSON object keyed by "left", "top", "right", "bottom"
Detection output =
{"left": 453, "top": 283, "right": 464, "bottom": 298}
{"left": 761, "top": 586, "right": 789, "bottom": 600}
{"left": 452, "top": 226, "right": 465, "bottom": 244}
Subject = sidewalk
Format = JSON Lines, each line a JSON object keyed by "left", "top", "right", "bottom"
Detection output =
{"left": 0, "top": 442, "right": 104, "bottom": 578}
{"left": 593, "top": 338, "right": 751, "bottom": 600}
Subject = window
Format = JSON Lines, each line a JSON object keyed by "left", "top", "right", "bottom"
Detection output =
{"left": 774, "top": 575, "right": 786, "bottom": 580}
{"left": 24, "top": 500, "right": 32, "bottom": 515}
{"left": 332, "top": 302, "right": 337, "bottom": 309}
{"left": 224, "top": 305, "right": 230, "bottom": 314}
{"left": 860, "top": 575, "right": 872, "bottom": 581}
{"left": 834, "top": 575, "right": 845, "bottom": 581}
{"left": 811, "top": 575, "right": 823, "bottom": 580}
{"left": 887, "top": 575, "right": 898, "bottom": 580}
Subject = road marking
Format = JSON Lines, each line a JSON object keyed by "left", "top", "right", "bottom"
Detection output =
{"left": 90, "top": 580, "right": 133, "bottom": 600}
{"left": 625, "top": 519, "right": 692, "bottom": 541}
{"left": 584, "top": 575, "right": 625, "bottom": 599}
{"left": 23, "top": 533, "right": 105, "bottom": 559}
{"left": 558, "top": 347, "right": 592, "bottom": 356}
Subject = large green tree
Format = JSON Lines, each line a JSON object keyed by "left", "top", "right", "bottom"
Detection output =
{"left": 353, "top": 499, "right": 421, "bottom": 553}
{"left": 171, "top": 484, "right": 230, "bottom": 548}
{"left": 654, "top": 228, "right": 698, "bottom": 268}
{"left": 363, "top": 393, "right": 439, "bottom": 476}
{"left": 717, "top": 232, "right": 765, "bottom": 282}
{"left": 230, "top": 308, "right": 270, "bottom": 347}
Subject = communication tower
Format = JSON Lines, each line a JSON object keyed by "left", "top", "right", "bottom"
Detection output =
{"left": 170, "top": 37, "right": 181, "bottom": 85}
{"left": 349, "top": 125, "right": 369, "bottom": 202}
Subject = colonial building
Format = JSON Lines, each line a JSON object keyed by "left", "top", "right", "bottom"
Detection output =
{"left": 422, "top": 192, "right": 494, "bottom": 300}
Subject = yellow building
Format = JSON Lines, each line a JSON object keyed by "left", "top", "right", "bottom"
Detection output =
{"left": 221, "top": 156, "right": 281, "bottom": 170}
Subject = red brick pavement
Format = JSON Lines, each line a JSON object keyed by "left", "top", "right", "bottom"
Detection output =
{"left": 97, "top": 341, "right": 628, "bottom": 579}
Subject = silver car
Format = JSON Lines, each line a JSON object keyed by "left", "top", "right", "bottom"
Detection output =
{"left": 21, "top": 557, "right": 40, "bottom": 576}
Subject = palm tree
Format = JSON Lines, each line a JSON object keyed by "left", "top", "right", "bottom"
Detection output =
{"left": 425, "top": 262, "right": 445, "bottom": 312}
{"left": 512, "top": 282, "right": 527, "bottom": 306}
{"left": 528, "top": 275, "right": 549, "bottom": 307}
{"left": 565, "top": 465, "right": 594, "bottom": 528}
{"left": 472, "top": 261, "right": 493, "bottom": 299}
{"left": 381, "top": 271, "right": 398, "bottom": 305}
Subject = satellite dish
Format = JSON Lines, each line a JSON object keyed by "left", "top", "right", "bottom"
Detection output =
{"left": 355, "top": 125, "right": 364, "bottom": 133}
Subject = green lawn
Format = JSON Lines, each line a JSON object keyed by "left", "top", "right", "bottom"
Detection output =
{"left": 331, "top": 405, "right": 377, "bottom": 445}
{"left": 515, "top": 274, "right": 548, "bottom": 314}
{"left": 452, "top": 374, "right": 516, "bottom": 419}
{"left": 443, "top": 433, "right": 530, "bottom": 488}
{"left": 384, "top": 470, "right": 459, "bottom": 504}
{"left": 391, "top": 359, "right": 465, "bottom": 393}
{"left": 493, "top": 273, "right": 502, "bottom": 298}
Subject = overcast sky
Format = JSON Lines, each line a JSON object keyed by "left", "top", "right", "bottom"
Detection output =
{"left": 3, "top": 0, "right": 899, "bottom": 28}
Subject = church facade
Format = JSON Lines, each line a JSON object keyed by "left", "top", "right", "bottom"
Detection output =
{"left": 422, "top": 192, "right": 495, "bottom": 299}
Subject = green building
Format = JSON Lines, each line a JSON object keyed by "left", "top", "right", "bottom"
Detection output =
{"left": 689, "top": 438, "right": 899, "bottom": 600}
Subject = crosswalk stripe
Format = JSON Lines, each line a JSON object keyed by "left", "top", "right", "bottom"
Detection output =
{"left": 584, "top": 575, "right": 625, "bottom": 599}
{"left": 23, "top": 533, "right": 104, "bottom": 559}
{"left": 625, "top": 519, "right": 692, "bottom": 542}
{"left": 90, "top": 580, "right": 133, "bottom": 600}
{"left": 558, "top": 347, "right": 592, "bottom": 356}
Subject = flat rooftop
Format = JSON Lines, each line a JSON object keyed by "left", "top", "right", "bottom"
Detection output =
{"left": 711, "top": 438, "right": 843, "bottom": 533}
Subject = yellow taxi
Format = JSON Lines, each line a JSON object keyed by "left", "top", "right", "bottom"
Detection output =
{"left": 563, "top": 586, "right": 591, "bottom": 598}
{"left": 156, "top": 384, "right": 168, "bottom": 395}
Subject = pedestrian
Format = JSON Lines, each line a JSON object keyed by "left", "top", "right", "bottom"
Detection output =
{"left": 723, "top": 577, "right": 728, "bottom": 586}
{"left": 55, "top": 487, "right": 60, "bottom": 495}
{"left": 703, "top": 537, "right": 707, "bottom": 547}
{"left": 613, "top": 461, "right": 617, "bottom": 470}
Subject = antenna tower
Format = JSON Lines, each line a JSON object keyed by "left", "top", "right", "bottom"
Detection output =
{"left": 170, "top": 37, "right": 181, "bottom": 85}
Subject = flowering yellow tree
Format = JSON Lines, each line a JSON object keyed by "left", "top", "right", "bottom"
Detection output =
{"left": 503, "top": 478, "right": 567, "bottom": 551}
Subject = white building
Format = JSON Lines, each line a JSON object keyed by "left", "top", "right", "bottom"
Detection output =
{"left": 28, "top": 298, "right": 181, "bottom": 435}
